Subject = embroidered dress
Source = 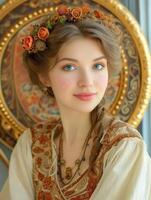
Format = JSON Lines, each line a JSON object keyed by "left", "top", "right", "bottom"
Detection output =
{"left": 1, "top": 117, "right": 151, "bottom": 200}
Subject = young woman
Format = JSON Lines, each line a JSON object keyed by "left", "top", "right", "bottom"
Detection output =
{"left": 1, "top": 4, "right": 151, "bottom": 200}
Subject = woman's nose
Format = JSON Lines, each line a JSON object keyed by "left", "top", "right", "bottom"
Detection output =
{"left": 78, "top": 71, "right": 94, "bottom": 87}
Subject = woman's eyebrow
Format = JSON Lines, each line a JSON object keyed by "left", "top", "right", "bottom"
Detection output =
{"left": 56, "top": 58, "right": 78, "bottom": 63}
{"left": 56, "top": 56, "right": 107, "bottom": 63}
{"left": 93, "top": 56, "right": 107, "bottom": 61}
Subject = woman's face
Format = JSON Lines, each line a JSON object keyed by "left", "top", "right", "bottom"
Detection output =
{"left": 47, "top": 36, "right": 108, "bottom": 113}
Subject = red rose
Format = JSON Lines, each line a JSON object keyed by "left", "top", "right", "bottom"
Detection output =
{"left": 94, "top": 10, "right": 101, "bottom": 18}
{"left": 71, "top": 7, "right": 82, "bottom": 19}
{"left": 57, "top": 5, "right": 68, "bottom": 15}
{"left": 22, "top": 36, "right": 33, "bottom": 50}
{"left": 99, "top": 11, "right": 106, "bottom": 20}
{"left": 94, "top": 10, "right": 106, "bottom": 20}
{"left": 82, "top": 4, "right": 91, "bottom": 14}
{"left": 38, "top": 27, "right": 49, "bottom": 41}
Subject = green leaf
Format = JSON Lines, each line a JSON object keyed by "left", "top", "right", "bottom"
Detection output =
{"left": 47, "top": 21, "right": 53, "bottom": 29}
{"left": 59, "top": 17, "right": 66, "bottom": 24}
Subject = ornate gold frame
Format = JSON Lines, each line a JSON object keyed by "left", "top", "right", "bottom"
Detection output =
{"left": 0, "top": 0, "right": 151, "bottom": 149}
{"left": 94, "top": 0, "right": 151, "bottom": 126}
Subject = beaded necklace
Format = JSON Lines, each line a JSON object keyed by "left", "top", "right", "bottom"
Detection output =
{"left": 58, "top": 128, "right": 92, "bottom": 185}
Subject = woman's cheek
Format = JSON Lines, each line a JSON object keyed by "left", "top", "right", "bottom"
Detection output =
{"left": 55, "top": 76, "right": 74, "bottom": 89}
{"left": 98, "top": 74, "right": 108, "bottom": 88}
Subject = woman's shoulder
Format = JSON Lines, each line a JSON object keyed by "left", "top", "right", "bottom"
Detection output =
{"left": 101, "top": 115, "right": 142, "bottom": 145}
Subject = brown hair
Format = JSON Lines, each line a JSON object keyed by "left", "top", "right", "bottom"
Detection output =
{"left": 23, "top": 19, "right": 121, "bottom": 167}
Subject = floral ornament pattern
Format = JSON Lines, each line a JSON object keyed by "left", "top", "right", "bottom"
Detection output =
{"left": 21, "top": 3, "right": 113, "bottom": 53}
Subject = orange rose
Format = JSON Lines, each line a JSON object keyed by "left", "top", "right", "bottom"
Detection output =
{"left": 38, "top": 27, "right": 49, "bottom": 41}
{"left": 22, "top": 36, "right": 34, "bottom": 50}
{"left": 82, "top": 4, "right": 90, "bottom": 14}
{"left": 71, "top": 7, "right": 82, "bottom": 19}
{"left": 57, "top": 5, "right": 68, "bottom": 15}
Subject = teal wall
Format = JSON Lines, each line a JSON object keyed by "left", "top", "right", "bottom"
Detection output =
{"left": 0, "top": 0, "right": 4, "bottom": 3}
{"left": 0, "top": 143, "right": 11, "bottom": 190}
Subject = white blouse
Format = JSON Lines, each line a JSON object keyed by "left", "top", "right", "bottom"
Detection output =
{"left": 0, "top": 128, "right": 151, "bottom": 200}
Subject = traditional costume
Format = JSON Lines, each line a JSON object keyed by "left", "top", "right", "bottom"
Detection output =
{"left": 1, "top": 117, "right": 151, "bottom": 200}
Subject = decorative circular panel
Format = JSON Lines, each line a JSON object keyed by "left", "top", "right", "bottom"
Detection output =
{"left": 0, "top": 0, "right": 151, "bottom": 149}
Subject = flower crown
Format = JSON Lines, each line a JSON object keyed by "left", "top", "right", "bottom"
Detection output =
{"left": 22, "top": 4, "right": 113, "bottom": 53}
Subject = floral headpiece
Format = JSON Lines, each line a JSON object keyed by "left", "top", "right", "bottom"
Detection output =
{"left": 22, "top": 4, "right": 113, "bottom": 53}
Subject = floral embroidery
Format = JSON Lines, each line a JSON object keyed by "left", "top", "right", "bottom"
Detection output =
{"left": 38, "top": 171, "right": 45, "bottom": 181}
{"left": 31, "top": 117, "right": 142, "bottom": 200}
{"left": 38, "top": 135, "right": 50, "bottom": 144}
{"left": 43, "top": 177, "right": 53, "bottom": 190}
{"left": 33, "top": 147, "right": 44, "bottom": 153}
{"left": 36, "top": 158, "right": 42, "bottom": 168}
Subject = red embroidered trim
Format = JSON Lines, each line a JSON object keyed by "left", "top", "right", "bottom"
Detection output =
{"left": 31, "top": 118, "right": 142, "bottom": 200}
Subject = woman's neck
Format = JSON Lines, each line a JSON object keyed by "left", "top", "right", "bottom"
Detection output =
{"left": 59, "top": 110, "right": 91, "bottom": 146}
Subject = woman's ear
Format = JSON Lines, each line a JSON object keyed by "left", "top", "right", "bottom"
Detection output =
{"left": 38, "top": 73, "right": 51, "bottom": 87}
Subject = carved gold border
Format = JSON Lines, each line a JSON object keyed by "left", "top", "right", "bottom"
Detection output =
{"left": 110, "top": 47, "right": 128, "bottom": 114}
{"left": 93, "top": 0, "right": 151, "bottom": 126}
{"left": 0, "top": 0, "right": 27, "bottom": 20}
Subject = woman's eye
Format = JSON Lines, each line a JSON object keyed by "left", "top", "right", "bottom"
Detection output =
{"left": 62, "top": 64, "right": 76, "bottom": 71}
{"left": 94, "top": 63, "right": 105, "bottom": 70}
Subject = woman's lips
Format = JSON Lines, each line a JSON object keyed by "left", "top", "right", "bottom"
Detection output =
{"left": 74, "top": 93, "right": 97, "bottom": 101}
